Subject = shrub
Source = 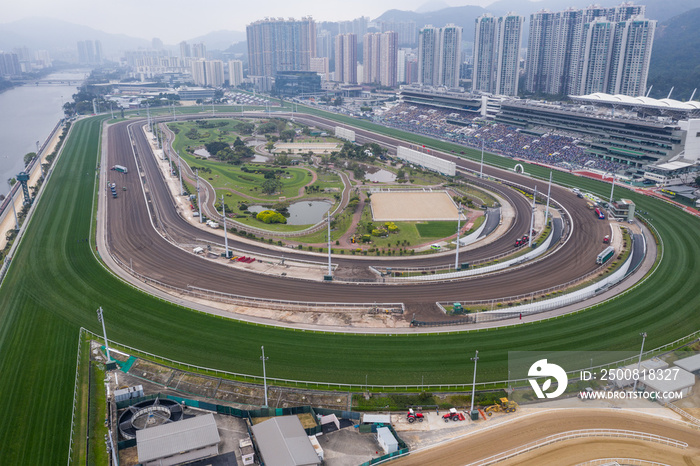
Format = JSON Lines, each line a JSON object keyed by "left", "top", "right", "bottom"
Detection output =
{"left": 256, "top": 210, "right": 287, "bottom": 224}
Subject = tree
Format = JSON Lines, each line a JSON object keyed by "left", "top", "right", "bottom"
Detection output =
{"left": 24, "top": 152, "right": 36, "bottom": 167}
{"left": 279, "top": 129, "right": 295, "bottom": 142}
{"left": 261, "top": 178, "right": 282, "bottom": 194}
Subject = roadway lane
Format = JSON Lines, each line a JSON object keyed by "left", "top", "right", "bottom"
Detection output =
{"left": 104, "top": 117, "right": 609, "bottom": 318}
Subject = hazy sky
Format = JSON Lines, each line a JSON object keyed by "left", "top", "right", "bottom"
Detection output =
{"left": 5, "top": 0, "right": 493, "bottom": 43}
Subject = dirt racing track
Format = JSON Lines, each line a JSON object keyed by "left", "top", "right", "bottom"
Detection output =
{"left": 102, "top": 116, "right": 614, "bottom": 323}
{"left": 393, "top": 409, "right": 700, "bottom": 465}
{"left": 101, "top": 114, "right": 624, "bottom": 319}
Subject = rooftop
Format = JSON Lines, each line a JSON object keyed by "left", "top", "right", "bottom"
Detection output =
{"left": 136, "top": 413, "right": 220, "bottom": 463}
{"left": 251, "top": 416, "right": 320, "bottom": 466}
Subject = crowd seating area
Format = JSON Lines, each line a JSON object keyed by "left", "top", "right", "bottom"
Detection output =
{"left": 378, "top": 103, "right": 626, "bottom": 173}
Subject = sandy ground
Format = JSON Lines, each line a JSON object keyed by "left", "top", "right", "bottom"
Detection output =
{"left": 0, "top": 122, "right": 66, "bottom": 250}
{"left": 371, "top": 191, "right": 464, "bottom": 222}
{"left": 392, "top": 408, "right": 700, "bottom": 465}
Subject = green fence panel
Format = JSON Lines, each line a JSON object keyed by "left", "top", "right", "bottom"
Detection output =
{"left": 117, "top": 438, "right": 137, "bottom": 450}
{"left": 199, "top": 401, "right": 217, "bottom": 411}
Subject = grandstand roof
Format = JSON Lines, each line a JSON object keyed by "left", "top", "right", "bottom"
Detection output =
{"left": 572, "top": 93, "right": 700, "bottom": 112}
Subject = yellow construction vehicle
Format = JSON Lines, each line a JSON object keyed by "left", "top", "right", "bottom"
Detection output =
{"left": 484, "top": 397, "right": 518, "bottom": 416}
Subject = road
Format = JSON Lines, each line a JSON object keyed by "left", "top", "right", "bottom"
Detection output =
{"left": 103, "top": 115, "right": 609, "bottom": 319}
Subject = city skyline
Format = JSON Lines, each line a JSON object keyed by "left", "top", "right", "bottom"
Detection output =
{"left": 2, "top": 0, "right": 492, "bottom": 44}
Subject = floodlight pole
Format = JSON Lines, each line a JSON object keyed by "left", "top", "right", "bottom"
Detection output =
{"left": 470, "top": 350, "right": 479, "bottom": 414}
{"left": 261, "top": 346, "right": 269, "bottom": 407}
{"left": 528, "top": 186, "right": 537, "bottom": 247}
{"left": 545, "top": 171, "right": 552, "bottom": 223}
{"left": 222, "top": 195, "right": 229, "bottom": 258}
{"left": 178, "top": 155, "right": 183, "bottom": 195}
{"left": 327, "top": 213, "right": 332, "bottom": 276}
{"left": 633, "top": 332, "right": 647, "bottom": 392}
{"left": 479, "top": 139, "right": 485, "bottom": 179}
{"left": 196, "top": 169, "right": 202, "bottom": 223}
{"left": 96, "top": 307, "right": 112, "bottom": 362}
{"left": 455, "top": 203, "right": 462, "bottom": 270}
{"left": 609, "top": 174, "right": 616, "bottom": 204}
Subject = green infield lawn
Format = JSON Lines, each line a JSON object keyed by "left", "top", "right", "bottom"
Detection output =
{"left": 2, "top": 110, "right": 700, "bottom": 463}
{"left": 416, "top": 221, "right": 459, "bottom": 238}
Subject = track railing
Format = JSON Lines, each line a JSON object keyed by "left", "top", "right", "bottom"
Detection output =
{"left": 467, "top": 429, "right": 687, "bottom": 466}
{"left": 110, "top": 252, "right": 401, "bottom": 314}
{"left": 67, "top": 329, "right": 84, "bottom": 466}
{"left": 575, "top": 460, "right": 670, "bottom": 466}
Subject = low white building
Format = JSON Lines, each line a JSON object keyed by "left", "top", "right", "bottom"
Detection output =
{"left": 376, "top": 426, "right": 398, "bottom": 454}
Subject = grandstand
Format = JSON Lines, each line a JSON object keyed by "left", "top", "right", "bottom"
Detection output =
{"left": 399, "top": 85, "right": 502, "bottom": 119}
{"left": 496, "top": 100, "right": 685, "bottom": 172}
{"left": 378, "top": 101, "right": 625, "bottom": 173}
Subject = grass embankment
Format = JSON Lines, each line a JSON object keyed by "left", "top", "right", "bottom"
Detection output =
{"left": 1, "top": 109, "right": 700, "bottom": 463}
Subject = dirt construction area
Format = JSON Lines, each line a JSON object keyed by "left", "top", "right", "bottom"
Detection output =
{"left": 392, "top": 408, "right": 700, "bottom": 465}
{"left": 370, "top": 191, "right": 464, "bottom": 222}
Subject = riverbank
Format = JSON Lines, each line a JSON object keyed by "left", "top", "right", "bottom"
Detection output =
{"left": 0, "top": 119, "right": 66, "bottom": 250}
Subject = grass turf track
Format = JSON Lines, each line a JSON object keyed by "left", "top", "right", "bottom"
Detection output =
{"left": 1, "top": 111, "right": 700, "bottom": 463}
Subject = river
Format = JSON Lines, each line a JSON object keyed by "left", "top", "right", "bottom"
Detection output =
{"left": 0, "top": 70, "right": 88, "bottom": 195}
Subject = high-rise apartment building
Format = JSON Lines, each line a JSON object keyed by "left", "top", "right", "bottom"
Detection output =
{"left": 361, "top": 31, "right": 398, "bottom": 87}
{"left": 525, "top": 3, "right": 653, "bottom": 97}
{"left": 316, "top": 30, "right": 333, "bottom": 59}
{"left": 473, "top": 13, "right": 523, "bottom": 96}
{"left": 191, "top": 59, "right": 225, "bottom": 87}
{"left": 192, "top": 43, "right": 207, "bottom": 59}
{"left": 94, "top": 40, "right": 103, "bottom": 64}
{"left": 418, "top": 24, "right": 462, "bottom": 88}
{"left": 439, "top": 24, "right": 462, "bottom": 89}
{"left": 191, "top": 59, "right": 207, "bottom": 86}
{"left": 377, "top": 20, "right": 417, "bottom": 47}
{"left": 418, "top": 26, "right": 440, "bottom": 86}
{"left": 363, "top": 33, "right": 381, "bottom": 84}
{"left": 246, "top": 17, "right": 316, "bottom": 77}
{"left": 310, "top": 57, "right": 330, "bottom": 80}
{"left": 334, "top": 33, "right": 357, "bottom": 84}
{"left": 180, "top": 41, "right": 191, "bottom": 59}
{"left": 0, "top": 52, "right": 21, "bottom": 77}
{"left": 379, "top": 31, "right": 398, "bottom": 87}
{"left": 228, "top": 60, "right": 244, "bottom": 86}
{"left": 205, "top": 60, "right": 225, "bottom": 87}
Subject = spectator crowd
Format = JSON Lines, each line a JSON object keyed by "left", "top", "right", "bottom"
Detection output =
{"left": 377, "top": 103, "right": 626, "bottom": 173}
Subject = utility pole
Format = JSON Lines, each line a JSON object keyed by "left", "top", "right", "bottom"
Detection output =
{"left": 528, "top": 186, "right": 537, "bottom": 247}
{"left": 96, "top": 307, "right": 112, "bottom": 362}
{"left": 222, "top": 195, "right": 229, "bottom": 258}
{"left": 633, "top": 332, "right": 647, "bottom": 392}
{"left": 455, "top": 203, "right": 463, "bottom": 270}
{"left": 469, "top": 350, "right": 479, "bottom": 416}
{"left": 196, "top": 169, "right": 202, "bottom": 223}
{"left": 260, "top": 346, "right": 269, "bottom": 407}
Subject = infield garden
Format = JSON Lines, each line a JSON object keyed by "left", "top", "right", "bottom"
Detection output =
{"left": 2, "top": 108, "right": 700, "bottom": 463}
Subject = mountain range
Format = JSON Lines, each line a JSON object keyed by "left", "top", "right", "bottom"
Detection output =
{"left": 1, "top": 0, "right": 696, "bottom": 55}
{"left": 647, "top": 7, "right": 700, "bottom": 100}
